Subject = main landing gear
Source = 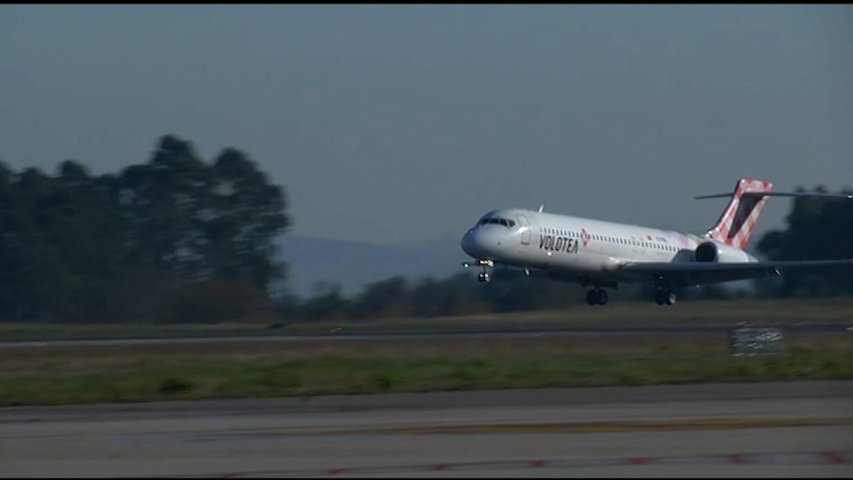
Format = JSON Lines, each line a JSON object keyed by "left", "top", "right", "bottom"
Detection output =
{"left": 655, "top": 288, "right": 677, "bottom": 306}
{"left": 477, "top": 271, "right": 491, "bottom": 283}
{"left": 586, "top": 288, "right": 608, "bottom": 306}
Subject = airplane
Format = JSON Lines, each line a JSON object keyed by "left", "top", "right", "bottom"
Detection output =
{"left": 460, "top": 178, "right": 852, "bottom": 306}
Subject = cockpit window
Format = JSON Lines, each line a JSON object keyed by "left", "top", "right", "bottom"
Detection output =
{"left": 478, "top": 217, "right": 515, "bottom": 228}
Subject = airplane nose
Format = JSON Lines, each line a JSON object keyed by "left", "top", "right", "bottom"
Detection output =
{"left": 461, "top": 228, "right": 495, "bottom": 259}
{"left": 461, "top": 229, "right": 481, "bottom": 258}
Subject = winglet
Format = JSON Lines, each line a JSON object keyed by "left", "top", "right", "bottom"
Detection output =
{"left": 538, "top": 205, "right": 544, "bottom": 212}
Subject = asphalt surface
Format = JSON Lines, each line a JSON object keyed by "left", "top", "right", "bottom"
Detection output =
{"left": 1, "top": 322, "right": 850, "bottom": 348}
{"left": 2, "top": 381, "right": 852, "bottom": 478}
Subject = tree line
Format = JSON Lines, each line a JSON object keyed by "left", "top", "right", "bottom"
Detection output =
{"left": 756, "top": 186, "right": 853, "bottom": 297}
{"left": 0, "top": 135, "right": 288, "bottom": 322}
{"left": 0, "top": 134, "right": 849, "bottom": 323}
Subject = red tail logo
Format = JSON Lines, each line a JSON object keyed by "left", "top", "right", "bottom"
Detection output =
{"left": 707, "top": 178, "right": 773, "bottom": 250}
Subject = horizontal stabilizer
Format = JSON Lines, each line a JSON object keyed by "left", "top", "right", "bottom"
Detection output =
{"left": 696, "top": 192, "right": 853, "bottom": 200}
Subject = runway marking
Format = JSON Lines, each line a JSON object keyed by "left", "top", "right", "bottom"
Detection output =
{"left": 825, "top": 451, "right": 846, "bottom": 464}
{"left": 354, "top": 416, "right": 853, "bottom": 435}
{"left": 161, "top": 450, "right": 853, "bottom": 478}
{"left": 6, "top": 416, "right": 852, "bottom": 441}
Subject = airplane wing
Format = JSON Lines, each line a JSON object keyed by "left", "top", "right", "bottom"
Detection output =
{"left": 619, "top": 259, "right": 853, "bottom": 287}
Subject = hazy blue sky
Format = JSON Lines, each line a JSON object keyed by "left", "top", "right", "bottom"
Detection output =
{"left": 2, "top": 5, "right": 851, "bottom": 247}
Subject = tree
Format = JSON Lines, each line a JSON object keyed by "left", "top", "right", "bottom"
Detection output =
{"left": 347, "top": 276, "right": 409, "bottom": 319}
{"left": 0, "top": 135, "right": 291, "bottom": 323}
{"left": 756, "top": 185, "right": 853, "bottom": 297}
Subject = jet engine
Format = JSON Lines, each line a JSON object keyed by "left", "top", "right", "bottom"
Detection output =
{"left": 693, "top": 240, "right": 753, "bottom": 263}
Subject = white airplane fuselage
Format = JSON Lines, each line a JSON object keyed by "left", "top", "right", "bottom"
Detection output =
{"left": 461, "top": 179, "right": 851, "bottom": 306}
{"left": 461, "top": 208, "right": 756, "bottom": 287}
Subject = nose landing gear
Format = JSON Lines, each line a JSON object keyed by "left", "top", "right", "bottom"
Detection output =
{"left": 463, "top": 259, "right": 494, "bottom": 283}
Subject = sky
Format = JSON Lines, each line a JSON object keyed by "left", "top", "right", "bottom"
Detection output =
{"left": 1, "top": 5, "right": 851, "bottom": 247}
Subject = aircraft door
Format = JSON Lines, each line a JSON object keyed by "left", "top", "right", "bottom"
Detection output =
{"left": 516, "top": 214, "right": 531, "bottom": 245}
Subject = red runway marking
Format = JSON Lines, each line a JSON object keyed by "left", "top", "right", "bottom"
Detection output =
{"left": 825, "top": 451, "right": 846, "bottom": 464}
{"left": 187, "top": 450, "right": 853, "bottom": 478}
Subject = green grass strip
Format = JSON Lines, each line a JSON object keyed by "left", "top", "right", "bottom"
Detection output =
{"left": 2, "top": 349, "right": 851, "bottom": 406}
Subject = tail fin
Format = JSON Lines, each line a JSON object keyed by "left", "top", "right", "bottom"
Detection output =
{"left": 705, "top": 178, "right": 773, "bottom": 250}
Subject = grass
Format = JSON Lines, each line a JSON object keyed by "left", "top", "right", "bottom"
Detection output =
{"left": 0, "top": 333, "right": 850, "bottom": 406}
{"left": 2, "top": 298, "right": 853, "bottom": 341}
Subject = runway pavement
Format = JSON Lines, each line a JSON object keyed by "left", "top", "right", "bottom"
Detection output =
{"left": 1, "top": 322, "right": 850, "bottom": 349}
{"left": 2, "top": 381, "right": 852, "bottom": 477}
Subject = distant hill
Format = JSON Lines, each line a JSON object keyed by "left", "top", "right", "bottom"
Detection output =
{"left": 274, "top": 234, "right": 462, "bottom": 298}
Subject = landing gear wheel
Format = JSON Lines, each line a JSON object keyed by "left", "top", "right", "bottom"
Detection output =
{"left": 654, "top": 289, "right": 676, "bottom": 306}
{"left": 586, "top": 290, "right": 598, "bottom": 306}
{"left": 478, "top": 271, "right": 491, "bottom": 283}
{"left": 587, "top": 289, "right": 608, "bottom": 306}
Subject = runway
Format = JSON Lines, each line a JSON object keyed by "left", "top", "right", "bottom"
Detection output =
{"left": 1, "top": 322, "right": 849, "bottom": 349}
{"left": 2, "top": 381, "right": 852, "bottom": 477}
